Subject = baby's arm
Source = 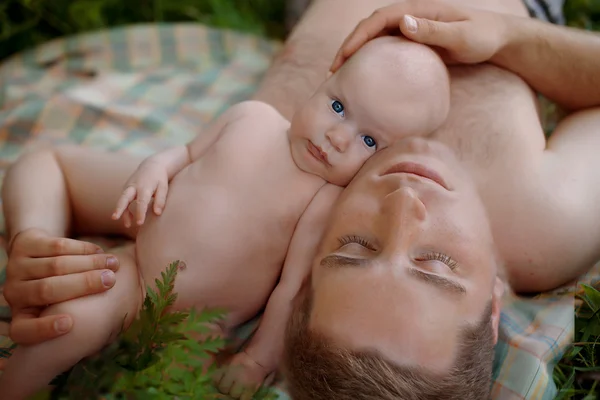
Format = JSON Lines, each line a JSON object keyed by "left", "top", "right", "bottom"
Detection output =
{"left": 216, "top": 183, "right": 342, "bottom": 398}
{"left": 113, "top": 101, "right": 257, "bottom": 226}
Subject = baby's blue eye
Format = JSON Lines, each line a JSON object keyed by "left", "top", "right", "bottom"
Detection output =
{"left": 362, "top": 135, "right": 377, "bottom": 149}
{"left": 331, "top": 100, "right": 345, "bottom": 116}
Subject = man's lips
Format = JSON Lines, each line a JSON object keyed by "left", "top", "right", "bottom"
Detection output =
{"left": 308, "top": 141, "right": 329, "bottom": 165}
{"left": 382, "top": 162, "right": 449, "bottom": 190}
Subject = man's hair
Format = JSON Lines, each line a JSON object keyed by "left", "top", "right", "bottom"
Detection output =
{"left": 282, "top": 283, "right": 495, "bottom": 400}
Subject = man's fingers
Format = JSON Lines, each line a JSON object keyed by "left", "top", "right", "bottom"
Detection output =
{"left": 331, "top": 17, "right": 386, "bottom": 72}
{"left": 332, "top": 2, "right": 436, "bottom": 71}
{"left": 9, "top": 270, "right": 116, "bottom": 308}
{"left": 399, "top": 15, "right": 463, "bottom": 50}
{"left": 113, "top": 186, "right": 137, "bottom": 220}
{"left": 21, "top": 254, "right": 119, "bottom": 280}
{"left": 14, "top": 232, "right": 102, "bottom": 258}
{"left": 330, "top": 0, "right": 466, "bottom": 72}
{"left": 9, "top": 311, "right": 73, "bottom": 345}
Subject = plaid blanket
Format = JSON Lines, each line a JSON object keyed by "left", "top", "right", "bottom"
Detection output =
{"left": 0, "top": 23, "right": 594, "bottom": 400}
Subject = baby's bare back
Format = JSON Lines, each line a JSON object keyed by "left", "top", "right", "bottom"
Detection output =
{"left": 135, "top": 106, "right": 324, "bottom": 327}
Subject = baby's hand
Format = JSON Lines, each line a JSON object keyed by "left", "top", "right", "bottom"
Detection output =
{"left": 215, "top": 351, "right": 271, "bottom": 400}
{"left": 112, "top": 159, "right": 169, "bottom": 227}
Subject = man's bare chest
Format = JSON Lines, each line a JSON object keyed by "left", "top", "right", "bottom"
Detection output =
{"left": 431, "top": 64, "right": 546, "bottom": 178}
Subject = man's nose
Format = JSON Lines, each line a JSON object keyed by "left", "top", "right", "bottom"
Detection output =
{"left": 381, "top": 187, "right": 427, "bottom": 252}
{"left": 325, "top": 124, "right": 352, "bottom": 152}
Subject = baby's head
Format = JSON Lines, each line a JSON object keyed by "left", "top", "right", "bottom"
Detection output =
{"left": 288, "top": 36, "right": 450, "bottom": 186}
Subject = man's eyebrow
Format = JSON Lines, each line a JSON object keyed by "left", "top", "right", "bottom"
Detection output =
{"left": 408, "top": 268, "right": 467, "bottom": 295}
{"left": 320, "top": 254, "right": 370, "bottom": 268}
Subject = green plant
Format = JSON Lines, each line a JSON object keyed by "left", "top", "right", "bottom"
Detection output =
{"left": 554, "top": 283, "right": 600, "bottom": 400}
{"left": 29, "top": 261, "right": 277, "bottom": 400}
{"left": 564, "top": 0, "right": 600, "bottom": 30}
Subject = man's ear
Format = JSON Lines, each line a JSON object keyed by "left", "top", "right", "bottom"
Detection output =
{"left": 490, "top": 276, "right": 505, "bottom": 345}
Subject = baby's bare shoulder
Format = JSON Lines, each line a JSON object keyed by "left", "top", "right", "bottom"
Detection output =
{"left": 227, "top": 100, "right": 288, "bottom": 126}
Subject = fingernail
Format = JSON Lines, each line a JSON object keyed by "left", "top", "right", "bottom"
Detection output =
{"left": 96, "top": 248, "right": 104, "bottom": 254}
{"left": 404, "top": 15, "right": 418, "bottom": 33}
{"left": 106, "top": 256, "right": 118, "bottom": 268}
{"left": 54, "top": 317, "right": 72, "bottom": 333}
{"left": 101, "top": 270, "right": 116, "bottom": 287}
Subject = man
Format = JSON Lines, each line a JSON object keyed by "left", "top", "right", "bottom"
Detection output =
{"left": 280, "top": 3, "right": 600, "bottom": 398}
{"left": 3, "top": 0, "right": 600, "bottom": 398}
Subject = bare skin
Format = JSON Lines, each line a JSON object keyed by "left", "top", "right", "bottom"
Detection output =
{"left": 5, "top": 0, "right": 600, "bottom": 398}
{"left": 0, "top": 38, "right": 450, "bottom": 399}
{"left": 302, "top": 0, "right": 600, "bottom": 384}
{"left": 1, "top": 0, "right": 452, "bottom": 346}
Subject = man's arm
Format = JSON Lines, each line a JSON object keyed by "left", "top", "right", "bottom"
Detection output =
{"left": 217, "top": 184, "right": 342, "bottom": 397}
{"left": 492, "top": 17, "right": 600, "bottom": 111}
{"left": 328, "top": 0, "right": 600, "bottom": 112}
{"left": 252, "top": 0, "right": 396, "bottom": 120}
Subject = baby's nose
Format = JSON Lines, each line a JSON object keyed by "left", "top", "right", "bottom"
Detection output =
{"left": 326, "top": 125, "right": 352, "bottom": 152}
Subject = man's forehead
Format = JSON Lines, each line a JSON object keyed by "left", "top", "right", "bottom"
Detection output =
{"left": 310, "top": 267, "right": 460, "bottom": 373}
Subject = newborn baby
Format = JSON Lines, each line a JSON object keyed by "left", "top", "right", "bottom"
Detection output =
{"left": 0, "top": 36, "right": 450, "bottom": 399}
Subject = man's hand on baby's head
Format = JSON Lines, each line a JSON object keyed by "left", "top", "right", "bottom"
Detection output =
{"left": 112, "top": 159, "right": 170, "bottom": 227}
{"left": 214, "top": 350, "right": 272, "bottom": 400}
{"left": 5, "top": 228, "right": 118, "bottom": 345}
{"left": 330, "top": 0, "right": 509, "bottom": 71}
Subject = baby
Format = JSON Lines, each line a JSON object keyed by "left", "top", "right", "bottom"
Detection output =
{"left": 0, "top": 36, "right": 450, "bottom": 399}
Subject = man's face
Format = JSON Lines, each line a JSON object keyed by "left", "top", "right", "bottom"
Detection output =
{"left": 308, "top": 138, "right": 503, "bottom": 372}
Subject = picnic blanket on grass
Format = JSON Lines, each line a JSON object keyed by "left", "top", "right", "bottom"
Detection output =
{"left": 0, "top": 23, "right": 594, "bottom": 399}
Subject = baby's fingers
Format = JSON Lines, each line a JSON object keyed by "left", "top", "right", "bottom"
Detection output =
{"left": 113, "top": 186, "right": 137, "bottom": 220}
{"left": 135, "top": 188, "right": 154, "bottom": 225}
{"left": 153, "top": 181, "right": 168, "bottom": 215}
{"left": 123, "top": 209, "right": 134, "bottom": 229}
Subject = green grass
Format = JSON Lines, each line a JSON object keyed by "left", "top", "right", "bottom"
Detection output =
{"left": 564, "top": 0, "right": 600, "bottom": 29}
{"left": 1, "top": 0, "right": 600, "bottom": 398}
{"left": 554, "top": 282, "right": 600, "bottom": 399}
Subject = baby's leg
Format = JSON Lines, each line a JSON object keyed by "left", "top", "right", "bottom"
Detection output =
{"left": 3, "top": 145, "right": 143, "bottom": 240}
{"left": 0, "top": 245, "right": 141, "bottom": 400}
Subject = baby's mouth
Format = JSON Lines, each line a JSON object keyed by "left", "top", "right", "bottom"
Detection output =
{"left": 308, "top": 141, "right": 330, "bottom": 166}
